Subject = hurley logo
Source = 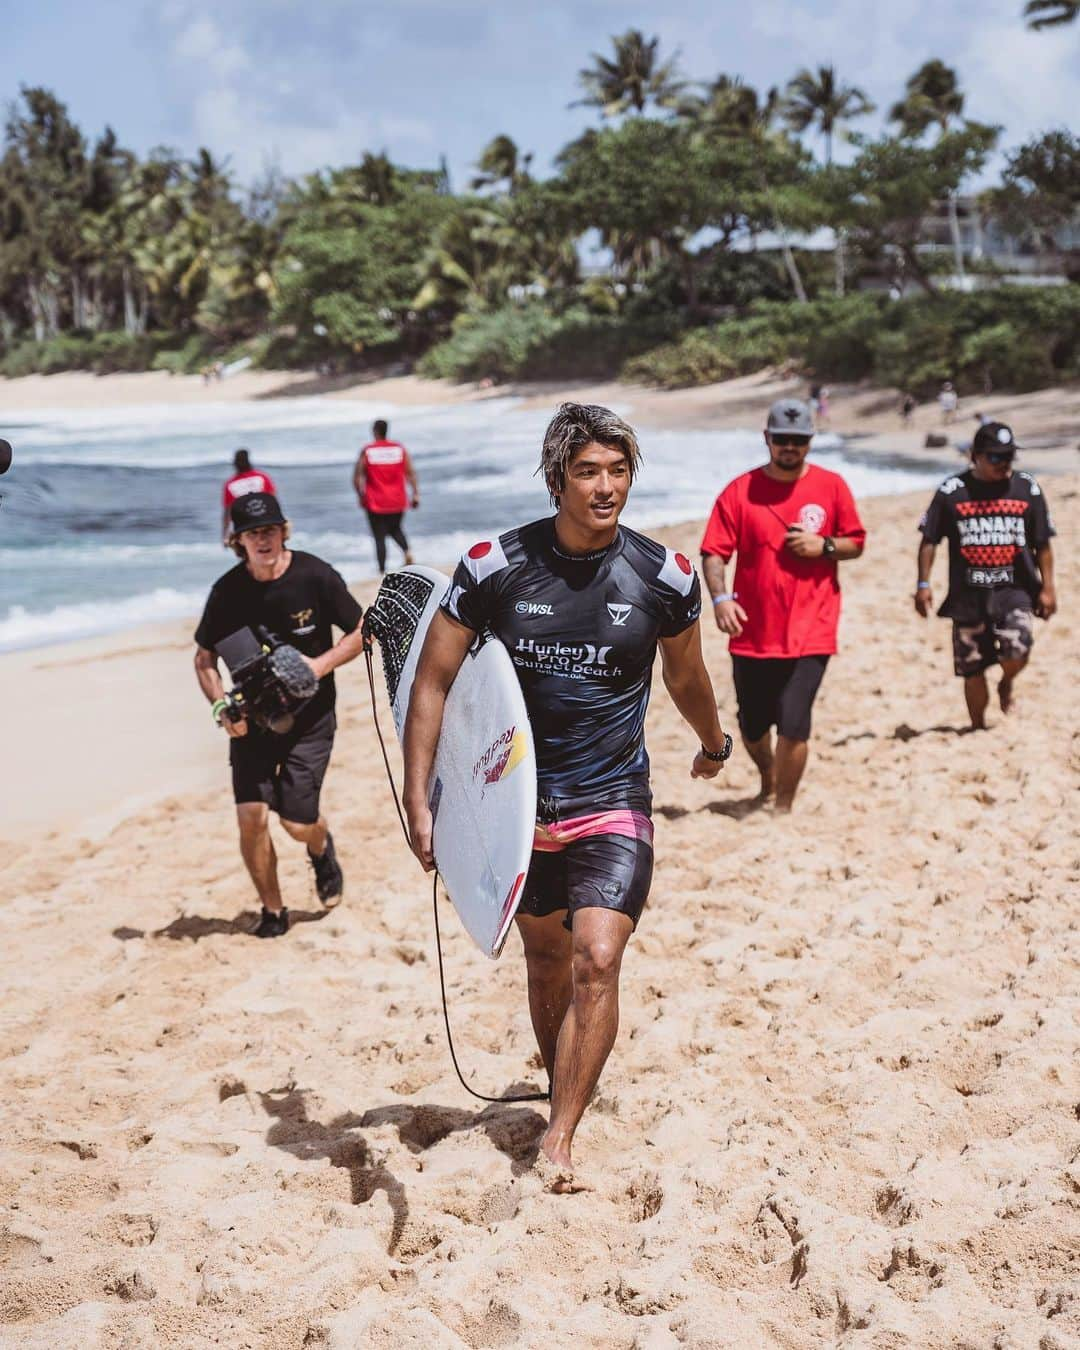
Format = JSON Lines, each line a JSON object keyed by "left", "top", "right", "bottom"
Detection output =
{"left": 291, "top": 609, "right": 313, "bottom": 627}
{"left": 607, "top": 603, "right": 632, "bottom": 626}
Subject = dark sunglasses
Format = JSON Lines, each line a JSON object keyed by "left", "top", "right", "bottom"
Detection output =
{"left": 983, "top": 450, "right": 1016, "bottom": 465}
{"left": 771, "top": 435, "right": 811, "bottom": 448}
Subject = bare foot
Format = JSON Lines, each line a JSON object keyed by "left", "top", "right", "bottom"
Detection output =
{"left": 998, "top": 677, "right": 1015, "bottom": 714}
{"left": 529, "top": 1152, "right": 593, "bottom": 1194}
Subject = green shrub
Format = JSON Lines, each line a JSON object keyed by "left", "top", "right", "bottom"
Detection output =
{"left": 418, "top": 303, "right": 681, "bottom": 383}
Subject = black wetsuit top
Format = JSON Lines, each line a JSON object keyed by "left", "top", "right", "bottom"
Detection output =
{"left": 441, "top": 517, "right": 701, "bottom": 805}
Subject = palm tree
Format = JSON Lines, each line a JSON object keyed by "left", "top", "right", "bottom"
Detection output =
{"left": 889, "top": 61, "right": 968, "bottom": 280}
{"left": 782, "top": 64, "right": 874, "bottom": 165}
{"left": 1024, "top": 0, "right": 1078, "bottom": 27}
{"left": 470, "top": 135, "right": 533, "bottom": 195}
{"left": 575, "top": 29, "right": 683, "bottom": 117}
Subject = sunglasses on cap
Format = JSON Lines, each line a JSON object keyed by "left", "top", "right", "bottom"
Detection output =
{"left": 770, "top": 435, "right": 811, "bottom": 447}
{"left": 983, "top": 449, "right": 1015, "bottom": 465}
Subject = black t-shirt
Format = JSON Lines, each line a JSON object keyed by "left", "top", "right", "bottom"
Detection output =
{"left": 441, "top": 517, "right": 702, "bottom": 804}
{"left": 919, "top": 470, "right": 1055, "bottom": 623}
{"left": 195, "top": 551, "right": 363, "bottom": 724}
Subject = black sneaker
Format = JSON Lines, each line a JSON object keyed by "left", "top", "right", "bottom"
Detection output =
{"left": 253, "top": 906, "right": 289, "bottom": 938}
{"left": 309, "top": 833, "right": 344, "bottom": 906}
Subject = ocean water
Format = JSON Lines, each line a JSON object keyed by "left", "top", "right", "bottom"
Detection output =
{"left": 0, "top": 394, "right": 941, "bottom": 652}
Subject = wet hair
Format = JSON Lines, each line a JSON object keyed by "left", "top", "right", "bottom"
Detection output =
{"left": 540, "top": 403, "right": 641, "bottom": 504}
{"left": 228, "top": 520, "right": 291, "bottom": 558}
{"left": 234, "top": 448, "right": 252, "bottom": 472}
{"left": 373, "top": 419, "right": 388, "bottom": 439}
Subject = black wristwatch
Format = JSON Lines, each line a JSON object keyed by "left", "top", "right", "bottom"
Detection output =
{"left": 822, "top": 536, "right": 837, "bottom": 558}
{"left": 700, "top": 733, "right": 734, "bottom": 764}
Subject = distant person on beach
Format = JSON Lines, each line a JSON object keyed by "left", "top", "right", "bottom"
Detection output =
{"left": 403, "top": 403, "right": 732, "bottom": 1191}
{"left": 902, "top": 393, "right": 916, "bottom": 426}
{"left": 701, "top": 398, "right": 866, "bottom": 812}
{"left": 939, "top": 381, "right": 959, "bottom": 425}
{"left": 222, "top": 450, "right": 277, "bottom": 545}
{"left": 915, "top": 422, "right": 1056, "bottom": 730}
{"left": 194, "top": 492, "right": 365, "bottom": 937}
{"left": 353, "top": 420, "right": 418, "bottom": 572}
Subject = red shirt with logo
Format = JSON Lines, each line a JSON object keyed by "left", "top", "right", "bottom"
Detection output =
{"left": 359, "top": 440, "right": 410, "bottom": 513}
{"left": 700, "top": 464, "right": 866, "bottom": 657}
{"left": 223, "top": 469, "right": 276, "bottom": 509}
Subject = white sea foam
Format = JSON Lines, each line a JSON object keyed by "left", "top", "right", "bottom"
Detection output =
{"left": 0, "top": 588, "right": 207, "bottom": 653}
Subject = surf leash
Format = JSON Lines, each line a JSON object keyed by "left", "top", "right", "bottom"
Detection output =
{"left": 363, "top": 637, "right": 549, "bottom": 1107}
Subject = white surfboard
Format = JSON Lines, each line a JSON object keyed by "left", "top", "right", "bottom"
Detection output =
{"left": 368, "top": 566, "right": 536, "bottom": 959}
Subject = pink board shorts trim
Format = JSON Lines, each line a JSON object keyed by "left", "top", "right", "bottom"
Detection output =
{"left": 532, "top": 809, "right": 654, "bottom": 853}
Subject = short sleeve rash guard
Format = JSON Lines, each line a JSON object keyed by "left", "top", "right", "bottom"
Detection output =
{"left": 440, "top": 518, "right": 701, "bottom": 804}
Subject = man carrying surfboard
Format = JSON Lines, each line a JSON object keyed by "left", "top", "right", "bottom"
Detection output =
{"left": 403, "top": 403, "right": 732, "bottom": 1190}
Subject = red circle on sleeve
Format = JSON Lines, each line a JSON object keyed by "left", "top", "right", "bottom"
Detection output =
{"left": 468, "top": 541, "right": 492, "bottom": 560}
{"left": 675, "top": 552, "right": 692, "bottom": 574}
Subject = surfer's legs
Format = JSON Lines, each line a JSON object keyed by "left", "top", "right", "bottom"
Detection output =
{"left": 236, "top": 803, "right": 284, "bottom": 912}
{"left": 385, "top": 514, "right": 411, "bottom": 561}
{"left": 541, "top": 907, "right": 633, "bottom": 1171}
{"left": 517, "top": 911, "right": 573, "bottom": 1080}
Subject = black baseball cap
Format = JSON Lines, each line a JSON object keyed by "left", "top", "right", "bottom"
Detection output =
{"left": 230, "top": 491, "right": 286, "bottom": 533}
{"left": 972, "top": 422, "right": 1018, "bottom": 456}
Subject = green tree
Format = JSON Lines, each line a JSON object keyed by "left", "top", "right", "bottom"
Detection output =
{"left": 272, "top": 162, "right": 456, "bottom": 359}
{"left": 575, "top": 29, "right": 683, "bottom": 117}
{"left": 889, "top": 61, "right": 971, "bottom": 280}
{"left": 1024, "top": 1, "right": 1078, "bottom": 27}
{"left": 679, "top": 76, "right": 814, "bottom": 301}
{"left": 989, "top": 130, "right": 1080, "bottom": 252}
{"left": 0, "top": 87, "right": 88, "bottom": 339}
{"left": 471, "top": 134, "right": 533, "bottom": 195}
{"left": 835, "top": 124, "right": 998, "bottom": 295}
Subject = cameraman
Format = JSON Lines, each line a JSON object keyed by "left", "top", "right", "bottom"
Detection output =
{"left": 194, "top": 493, "right": 364, "bottom": 938}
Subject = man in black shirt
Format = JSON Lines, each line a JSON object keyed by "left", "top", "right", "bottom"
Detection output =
{"left": 404, "top": 404, "right": 732, "bottom": 1190}
{"left": 915, "top": 422, "right": 1057, "bottom": 729}
{"left": 194, "top": 493, "right": 365, "bottom": 936}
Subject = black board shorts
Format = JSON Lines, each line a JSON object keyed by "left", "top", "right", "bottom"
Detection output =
{"left": 517, "top": 794, "right": 654, "bottom": 931}
{"left": 731, "top": 654, "right": 830, "bottom": 743}
{"left": 230, "top": 710, "right": 336, "bottom": 824}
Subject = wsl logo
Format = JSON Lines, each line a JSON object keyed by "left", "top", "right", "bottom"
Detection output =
{"left": 606, "top": 603, "right": 632, "bottom": 626}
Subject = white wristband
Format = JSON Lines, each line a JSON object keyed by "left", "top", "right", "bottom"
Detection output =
{"left": 712, "top": 593, "right": 735, "bottom": 605}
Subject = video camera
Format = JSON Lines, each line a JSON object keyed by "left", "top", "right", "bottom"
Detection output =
{"left": 215, "top": 625, "right": 319, "bottom": 734}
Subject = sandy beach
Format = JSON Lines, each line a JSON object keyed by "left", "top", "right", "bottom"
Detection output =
{"left": 1, "top": 445, "right": 1077, "bottom": 1344}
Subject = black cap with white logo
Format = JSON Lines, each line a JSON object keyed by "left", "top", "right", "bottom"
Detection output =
{"left": 230, "top": 491, "right": 286, "bottom": 533}
{"left": 972, "top": 421, "right": 1018, "bottom": 456}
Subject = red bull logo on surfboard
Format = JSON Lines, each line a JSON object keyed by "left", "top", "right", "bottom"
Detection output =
{"left": 473, "top": 726, "right": 527, "bottom": 788}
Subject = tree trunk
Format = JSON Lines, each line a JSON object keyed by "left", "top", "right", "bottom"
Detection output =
{"left": 835, "top": 228, "right": 847, "bottom": 296}
{"left": 947, "top": 190, "right": 965, "bottom": 281}
{"left": 122, "top": 265, "right": 147, "bottom": 335}
{"left": 776, "top": 223, "right": 808, "bottom": 302}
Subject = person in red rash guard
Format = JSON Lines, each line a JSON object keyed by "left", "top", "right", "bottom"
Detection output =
{"left": 352, "top": 419, "right": 419, "bottom": 572}
{"left": 700, "top": 398, "right": 866, "bottom": 811}
{"left": 222, "top": 449, "right": 277, "bottom": 544}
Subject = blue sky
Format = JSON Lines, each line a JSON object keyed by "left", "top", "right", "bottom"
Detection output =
{"left": 5, "top": 0, "right": 1078, "bottom": 186}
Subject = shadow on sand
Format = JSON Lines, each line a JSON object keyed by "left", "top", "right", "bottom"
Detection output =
{"left": 112, "top": 906, "right": 331, "bottom": 943}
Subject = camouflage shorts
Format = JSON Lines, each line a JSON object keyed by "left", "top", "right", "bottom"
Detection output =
{"left": 952, "top": 605, "right": 1035, "bottom": 677}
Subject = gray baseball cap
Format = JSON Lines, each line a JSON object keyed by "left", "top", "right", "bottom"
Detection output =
{"left": 766, "top": 398, "right": 814, "bottom": 436}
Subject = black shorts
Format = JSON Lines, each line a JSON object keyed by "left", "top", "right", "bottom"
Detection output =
{"left": 230, "top": 710, "right": 336, "bottom": 824}
{"left": 518, "top": 795, "right": 654, "bottom": 931}
{"left": 731, "top": 654, "right": 830, "bottom": 743}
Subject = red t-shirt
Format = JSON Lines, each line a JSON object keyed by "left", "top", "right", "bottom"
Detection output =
{"left": 359, "top": 440, "right": 410, "bottom": 514}
{"left": 700, "top": 464, "right": 866, "bottom": 657}
{"left": 223, "top": 469, "right": 276, "bottom": 509}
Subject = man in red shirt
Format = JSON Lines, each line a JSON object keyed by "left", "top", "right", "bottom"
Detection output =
{"left": 353, "top": 419, "right": 419, "bottom": 572}
{"left": 222, "top": 449, "right": 277, "bottom": 544}
{"left": 701, "top": 399, "right": 866, "bottom": 811}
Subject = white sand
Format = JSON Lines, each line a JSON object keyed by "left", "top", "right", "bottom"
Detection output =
{"left": 1, "top": 480, "right": 1077, "bottom": 1346}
